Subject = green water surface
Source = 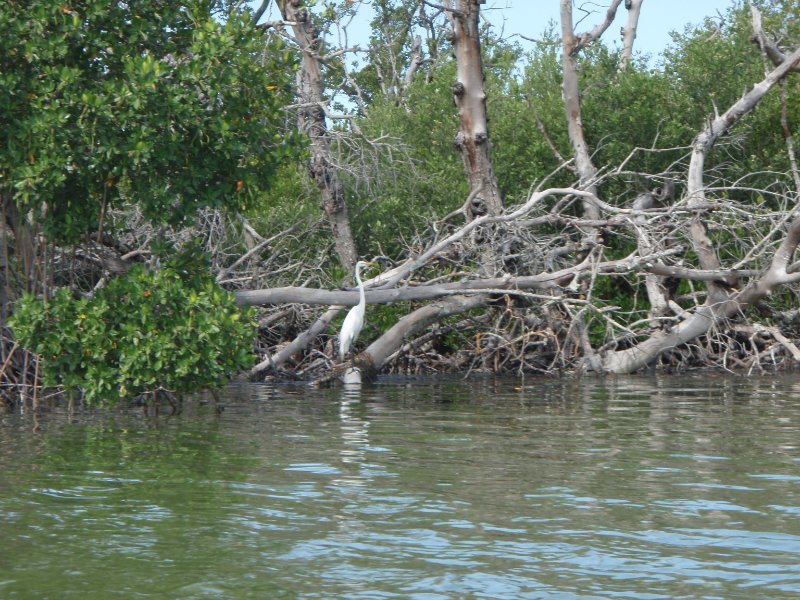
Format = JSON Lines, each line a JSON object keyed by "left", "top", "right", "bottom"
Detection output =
{"left": 2, "top": 375, "right": 800, "bottom": 598}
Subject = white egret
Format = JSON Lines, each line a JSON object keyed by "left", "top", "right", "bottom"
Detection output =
{"left": 338, "top": 260, "right": 374, "bottom": 362}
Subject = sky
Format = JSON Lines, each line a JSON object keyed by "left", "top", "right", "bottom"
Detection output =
{"left": 475, "top": 0, "right": 736, "bottom": 57}
{"left": 255, "top": 0, "right": 738, "bottom": 61}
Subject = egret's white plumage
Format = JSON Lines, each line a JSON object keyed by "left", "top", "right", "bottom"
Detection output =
{"left": 338, "top": 260, "right": 373, "bottom": 361}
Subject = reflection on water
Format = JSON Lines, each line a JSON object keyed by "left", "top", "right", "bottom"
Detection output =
{"left": 2, "top": 375, "right": 800, "bottom": 598}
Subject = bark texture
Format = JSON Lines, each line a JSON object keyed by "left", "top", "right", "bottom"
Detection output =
{"left": 276, "top": 0, "right": 358, "bottom": 269}
{"left": 619, "top": 0, "right": 643, "bottom": 70}
{"left": 449, "top": 0, "right": 502, "bottom": 219}
{"left": 559, "top": 0, "right": 623, "bottom": 218}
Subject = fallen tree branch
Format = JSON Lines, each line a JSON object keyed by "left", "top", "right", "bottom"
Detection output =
{"left": 234, "top": 247, "right": 690, "bottom": 307}
{"left": 360, "top": 294, "right": 487, "bottom": 374}
{"left": 248, "top": 306, "right": 342, "bottom": 378}
{"left": 600, "top": 215, "right": 800, "bottom": 373}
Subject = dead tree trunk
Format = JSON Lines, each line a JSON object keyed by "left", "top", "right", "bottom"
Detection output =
{"left": 448, "top": 0, "right": 502, "bottom": 219}
{"left": 619, "top": 0, "right": 644, "bottom": 70}
{"left": 360, "top": 294, "right": 486, "bottom": 376}
{"left": 276, "top": 0, "right": 358, "bottom": 270}
{"left": 0, "top": 193, "right": 11, "bottom": 321}
{"left": 559, "top": 0, "right": 623, "bottom": 220}
{"left": 600, "top": 44, "right": 800, "bottom": 374}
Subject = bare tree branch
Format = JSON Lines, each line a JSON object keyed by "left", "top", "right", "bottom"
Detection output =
{"left": 361, "top": 295, "right": 486, "bottom": 373}
{"left": 249, "top": 306, "right": 342, "bottom": 378}
{"left": 687, "top": 43, "right": 800, "bottom": 299}
{"left": 619, "top": 0, "right": 643, "bottom": 70}
{"left": 560, "top": 0, "right": 602, "bottom": 220}
{"left": 252, "top": 0, "right": 271, "bottom": 24}
{"left": 572, "top": 0, "right": 625, "bottom": 54}
{"left": 750, "top": 6, "right": 800, "bottom": 71}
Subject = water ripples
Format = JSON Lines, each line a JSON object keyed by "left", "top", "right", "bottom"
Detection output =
{"left": 2, "top": 375, "right": 800, "bottom": 597}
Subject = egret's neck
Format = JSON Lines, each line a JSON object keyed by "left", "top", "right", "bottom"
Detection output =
{"left": 355, "top": 267, "right": 365, "bottom": 303}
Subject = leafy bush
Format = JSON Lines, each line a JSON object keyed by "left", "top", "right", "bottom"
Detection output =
{"left": 0, "top": 0, "right": 302, "bottom": 242}
{"left": 10, "top": 250, "right": 255, "bottom": 405}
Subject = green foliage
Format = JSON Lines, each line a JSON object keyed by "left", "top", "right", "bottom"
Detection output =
{"left": 0, "top": 0, "right": 303, "bottom": 242}
{"left": 367, "top": 303, "right": 409, "bottom": 335}
{"left": 360, "top": 0, "right": 421, "bottom": 101}
{"left": 349, "top": 59, "right": 466, "bottom": 257}
{"left": 663, "top": 1, "right": 800, "bottom": 196}
{"left": 10, "top": 248, "right": 255, "bottom": 405}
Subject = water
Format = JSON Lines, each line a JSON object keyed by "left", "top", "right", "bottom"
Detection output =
{"left": 2, "top": 375, "right": 800, "bottom": 598}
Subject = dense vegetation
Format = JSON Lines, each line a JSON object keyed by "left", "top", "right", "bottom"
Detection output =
{"left": 0, "top": 0, "right": 300, "bottom": 403}
{"left": 3, "top": 0, "right": 800, "bottom": 405}
{"left": 10, "top": 244, "right": 254, "bottom": 405}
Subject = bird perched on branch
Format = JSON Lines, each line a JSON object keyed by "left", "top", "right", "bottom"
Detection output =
{"left": 338, "top": 260, "right": 375, "bottom": 362}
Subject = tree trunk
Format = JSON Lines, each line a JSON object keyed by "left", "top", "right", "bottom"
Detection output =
{"left": 0, "top": 193, "right": 11, "bottom": 320}
{"left": 449, "top": 0, "right": 502, "bottom": 219}
{"left": 276, "top": 0, "right": 358, "bottom": 270}
{"left": 619, "top": 0, "right": 643, "bottom": 70}
{"left": 559, "top": 0, "right": 622, "bottom": 220}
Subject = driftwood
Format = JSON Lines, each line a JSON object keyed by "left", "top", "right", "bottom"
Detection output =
{"left": 597, "top": 42, "right": 800, "bottom": 374}
{"left": 236, "top": 12, "right": 800, "bottom": 379}
{"left": 10, "top": 3, "right": 800, "bottom": 396}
